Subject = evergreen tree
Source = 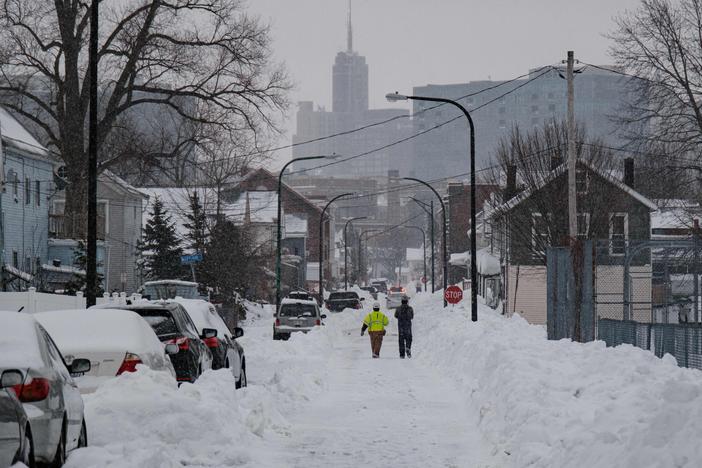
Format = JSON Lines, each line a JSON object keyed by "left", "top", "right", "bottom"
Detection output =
{"left": 139, "top": 197, "right": 185, "bottom": 280}
{"left": 183, "top": 192, "right": 209, "bottom": 292}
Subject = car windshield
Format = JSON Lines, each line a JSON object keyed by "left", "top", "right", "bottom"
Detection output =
{"left": 132, "top": 309, "right": 178, "bottom": 336}
{"left": 279, "top": 304, "right": 317, "bottom": 317}
{"left": 329, "top": 292, "right": 358, "bottom": 300}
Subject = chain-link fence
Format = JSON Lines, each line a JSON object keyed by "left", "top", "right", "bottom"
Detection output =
{"left": 593, "top": 239, "right": 702, "bottom": 370}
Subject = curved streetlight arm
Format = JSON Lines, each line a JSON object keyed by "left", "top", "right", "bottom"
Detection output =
{"left": 276, "top": 155, "right": 327, "bottom": 311}
{"left": 403, "top": 177, "right": 448, "bottom": 307}
{"left": 406, "top": 196, "right": 433, "bottom": 216}
{"left": 318, "top": 192, "right": 354, "bottom": 305}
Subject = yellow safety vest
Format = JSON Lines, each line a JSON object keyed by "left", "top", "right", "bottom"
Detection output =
{"left": 363, "top": 311, "right": 389, "bottom": 332}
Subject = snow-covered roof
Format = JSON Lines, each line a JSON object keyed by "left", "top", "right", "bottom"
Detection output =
{"left": 225, "top": 191, "right": 278, "bottom": 224}
{"left": 102, "top": 171, "right": 148, "bottom": 199}
{"left": 285, "top": 214, "right": 308, "bottom": 237}
{"left": 144, "top": 279, "right": 198, "bottom": 287}
{"left": 3, "top": 264, "right": 33, "bottom": 282}
{"left": 487, "top": 160, "right": 658, "bottom": 218}
{"left": 0, "top": 106, "right": 49, "bottom": 158}
{"left": 42, "top": 263, "right": 85, "bottom": 275}
{"left": 406, "top": 247, "right": 424, "bottom": 262}
{"left": 448, "top": 248, "right": 501, "bottom": 276}
{"left": 651, "top": 208, "right": 699, "bottom": 230}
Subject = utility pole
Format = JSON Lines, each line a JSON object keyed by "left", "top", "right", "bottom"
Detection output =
{"left": 86, "top": 0, "right": 99, "bottom": 307}
{"left": 567, "top": 51, "right": 577, "bottom": 241}
{"left": 566, "top": 50, "right": 583, "bottom": 341}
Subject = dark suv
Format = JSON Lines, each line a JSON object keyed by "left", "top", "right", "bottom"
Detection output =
{"left": 325, "top": 291, "right": 364, "bottom": 312}
{"left": 97, "top": 302, "right": 213, "bottom": 383}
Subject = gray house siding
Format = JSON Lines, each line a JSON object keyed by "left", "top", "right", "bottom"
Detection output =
{"left": 2, "top": 148, "right": 55, "bottom": 282}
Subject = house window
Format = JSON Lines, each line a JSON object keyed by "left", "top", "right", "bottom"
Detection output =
{"left": 10, "top": 171, "right": 18, "bottom": 202}
{"left": 25, "top": 177, "right": 30, "bottom": 204}
{"left": 576, "top": 168, "right": 590, "bottom": 194}
{"left": 609, "top": 213, "right": 628, "bottom": 256}
{"left": 499, "top": 119, "right": 507, "bottom": 129}
{"left": 12, "top": 251, "right": 18, "bottom": 269}
{"left": 577, "top": 213, "right": 590, "bottom": 239}
{"left": 35, "top": 181, "right": 41, "bottom": 206}
{"left": 24, "top": 256, "right": 31, "bottom": 273}
{"left": 532, "top": 212, "right": 550, "bottom": 256}
{"left": 35, "top": 257, "right": 41, "bottom": 274}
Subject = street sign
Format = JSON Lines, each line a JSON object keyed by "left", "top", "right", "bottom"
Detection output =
{"left": 180, "top": 253, "right": 203, "bottom": 265}
{"left": 421, "top": 276, "right": 427, "bottom": 284}
{"left": 445, "top": 285, "right": 463, "bottom": 304}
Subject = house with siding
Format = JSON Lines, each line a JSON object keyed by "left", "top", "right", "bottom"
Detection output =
{"left": 0, "top": 107, "right": 58, "bottom": 290}
{"left": 488, "top": 159, "right": 657, "bottom": 325}
{"left": 49, "top": 171, "right": 146, "bottom": 294}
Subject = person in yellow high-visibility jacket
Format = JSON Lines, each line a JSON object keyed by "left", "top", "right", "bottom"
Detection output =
{"left": 361, "top": 302, "right": 390, "bottom": 358}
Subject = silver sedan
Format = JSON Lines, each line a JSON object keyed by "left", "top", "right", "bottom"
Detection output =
{"left": 0, "top": 311, "right": 88, "bottom": 466}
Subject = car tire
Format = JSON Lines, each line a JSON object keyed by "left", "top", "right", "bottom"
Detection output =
{"left": 236, "top": 364, "right": 247, "bottom": 389}
{"left": 78, "top": 420, "right": 87, "bottom": 448}
{"left": 50, "top": 420, "right": 66, "bottom": 467}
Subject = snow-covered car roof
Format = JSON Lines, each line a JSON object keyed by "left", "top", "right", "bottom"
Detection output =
{"left": 0, "top": 311, "right": 46, "bottom": 369}
{"left": 280, "top": 298, "right": 319, "bottom": 306}
{"left": 34, "top": 309, "right": 167, "bottom": 359}
{"left": 173, "top": 298, "right": 231, "bottom": 339}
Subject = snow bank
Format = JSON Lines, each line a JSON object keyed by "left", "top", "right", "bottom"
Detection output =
{"left": 0, "top": 311, "right": 44, "bottom": 369}
{"left": 411, "top": 292, "right": 702, "bottom": 467}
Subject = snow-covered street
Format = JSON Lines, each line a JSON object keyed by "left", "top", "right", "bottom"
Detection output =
{"left": 60, "top": 291, "right": 702, "bottom": 468}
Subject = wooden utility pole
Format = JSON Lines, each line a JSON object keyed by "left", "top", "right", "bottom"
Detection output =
{"left": 567, "top": 51, "right": 577, "bottom": 241}
{"left": 86, "top": 0, "right": 99, "bottom": 307}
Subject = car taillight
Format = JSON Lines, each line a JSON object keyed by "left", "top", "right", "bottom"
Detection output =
{"left": 275, "top": 318, "right": 280, "bottom": 326}
{"left": 116, "top": 352, "right": 143, "bottom": 375}
{"left": 166, "top": 336, "right": 190, "bottom": 351}
{"left": 12, "top": 377, "right": 50, "bottom": 402}
{"left": 203, "top": 336, "right": 219, "bottom": 348}
{"left": 316, "top": 319, "right": 321, "bottom": 326}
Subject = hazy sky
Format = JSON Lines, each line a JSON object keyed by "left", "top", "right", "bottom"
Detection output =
{"left": 248, "top": 0, "right": 641, "bottom": 166}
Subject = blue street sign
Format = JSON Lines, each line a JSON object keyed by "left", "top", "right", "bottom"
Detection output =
{"left": 180, "top": 253, "right": 203, "bottom": 265}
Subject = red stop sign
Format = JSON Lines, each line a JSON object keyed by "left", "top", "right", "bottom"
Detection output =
{"left": 421, "top": 276, "right": 427, "bottom": 284}
{"left": 445, "top": 285, "right": 463, "bottom": 304}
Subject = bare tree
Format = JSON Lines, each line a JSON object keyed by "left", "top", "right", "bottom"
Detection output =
{"left": 610, "top": 0, "right": 702, "bottom": 158}
{"left": 0, "top": 0, "right": 290, "bottom": 230}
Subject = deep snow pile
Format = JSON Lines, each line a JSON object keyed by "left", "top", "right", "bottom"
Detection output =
{"left": 411, "top": 291, "right": 702, "bottom": 468}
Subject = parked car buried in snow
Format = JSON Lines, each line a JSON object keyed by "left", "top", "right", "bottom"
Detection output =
{"left": 92, "top": 301, "right": 213, "bottom": 384}
{"left": 0, "top": 311, "right": 88, "bottom": 467}
{"left": 273, "top": 299, "right": 326, "bottom": 340}
{"left": 34, "top": 309, "right": 178, "bottom": 393}
{"left": 174, "top": 298, "right": 247, "bottom": 388}
{"left": 0, "top": 369, "right": 33, "bottom": 467}
{"left": 325, "top": 291, "right": 364, "bottom": 312}
{"left": 386, "top": 292, "right": 405, "bottom": 310}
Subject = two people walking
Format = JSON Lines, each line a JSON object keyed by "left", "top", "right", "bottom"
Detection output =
{"left": 361, "top": 297, "right": 414, "bottom": 359}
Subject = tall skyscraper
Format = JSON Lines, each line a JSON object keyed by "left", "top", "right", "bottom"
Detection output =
{"left": 291, "top": 2, "right": 411, "bottom": 179}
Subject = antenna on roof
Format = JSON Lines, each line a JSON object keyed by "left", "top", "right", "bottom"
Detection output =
{"left": 347, "top": 0, "right": 353, "bottom": 53}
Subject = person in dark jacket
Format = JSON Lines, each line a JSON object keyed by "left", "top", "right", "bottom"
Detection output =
{"left": 394, "top": 296, "right": 414, "bottom": 358}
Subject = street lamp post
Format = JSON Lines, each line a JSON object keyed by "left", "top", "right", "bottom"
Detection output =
{"left": 403, "top": 177, "right": 448, "bottom": 307}
{"left": 344, "top": 216, "right": 367, "bottom": 290}
{"left": 359, "top": 229, "right": 381, "bottom": 286}
{"left": 389, "top": 92, "right": 477, "bottom": 321}
{"left": 318, "top": 192, "right": 353, "bottom": 306}
{"left": 407, "top": 196, "right": 434, "bottom": 293}
{"left": 276, "top": 155, "right": 327, "bottom": 312}
{"left": 402, "top": 226, "right": 427, "bottom": 293}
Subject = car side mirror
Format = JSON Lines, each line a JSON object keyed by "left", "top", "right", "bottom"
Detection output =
{"left": 165, "top": 343, "right": 180, "bottom": 355}
{"left": 0, "top": 370, "right": 23, "bottom": 388}
{"left": 360, "top": 297, "right": 365, "bottom": 301}
{"left": 201, "top": 328, "right": 217, "bottom": 339}
{"left": 69, "top": 358, "right": 91, "bottom": 375}
{"left": 321, "top": 314, "right": 327, "bottom": 319}
{"left": 233, "top": 327, "right": 244, "bottom": 339}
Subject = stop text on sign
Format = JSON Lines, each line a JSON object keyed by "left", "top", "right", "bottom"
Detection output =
{"left": 445, "top": 285, "right": 463, "bottom": 304}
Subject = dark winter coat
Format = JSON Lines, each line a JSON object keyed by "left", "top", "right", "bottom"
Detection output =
{"left": 394, "top": 305, "right": 414, "bottom": 335}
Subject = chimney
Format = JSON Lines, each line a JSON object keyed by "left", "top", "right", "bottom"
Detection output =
{"left": 504, "top": 164, "right": 517, "bottom": 202}
{"left": 624, "top": 158, "right": 635, "bottom": 188}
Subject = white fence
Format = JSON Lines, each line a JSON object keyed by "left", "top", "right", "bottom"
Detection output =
{"left": 0, "top": 288, "right": 143, "bottom": 314}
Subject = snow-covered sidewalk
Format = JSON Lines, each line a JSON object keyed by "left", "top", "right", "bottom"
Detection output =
{"left": 262, "top": 322, "right": 492, "bottom": 467}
